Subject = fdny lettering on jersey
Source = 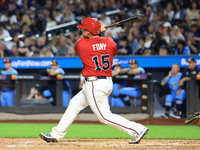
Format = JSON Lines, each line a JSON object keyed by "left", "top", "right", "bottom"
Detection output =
{"left": 92, "top": 43, "right": 106, "bottom": 51}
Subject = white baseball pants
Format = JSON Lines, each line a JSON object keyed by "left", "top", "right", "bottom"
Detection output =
{"left": 50, "top": 77, "right": 146, "bottom": 140}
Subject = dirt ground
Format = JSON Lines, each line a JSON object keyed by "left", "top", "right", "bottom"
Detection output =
{"left": 0, "top": 118, "right": 199, "bottom": 150}
{"left": 1, "top": 138, "right": 200, "bottom": 150}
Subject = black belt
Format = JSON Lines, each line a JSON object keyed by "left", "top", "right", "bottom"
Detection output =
{"left": 85, "top": 76, "right": 107, "bottom": 81}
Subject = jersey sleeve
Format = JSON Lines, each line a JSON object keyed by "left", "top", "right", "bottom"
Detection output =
{"left": 57, "top": 68, "right": 65, "bottom": 74}
{"left": 138, "top": 67, "right": 145, "bottom": 74}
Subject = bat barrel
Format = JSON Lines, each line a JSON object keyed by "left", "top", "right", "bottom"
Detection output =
{"left": 105, "top": 14, "right": 141, "bottom": 29}
{"left": 118, "top": 14, "right": 141, "bottom": 25}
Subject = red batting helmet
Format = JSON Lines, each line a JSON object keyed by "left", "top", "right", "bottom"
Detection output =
{"left": 77, "top": 18, "right": 101, "bottom": 35}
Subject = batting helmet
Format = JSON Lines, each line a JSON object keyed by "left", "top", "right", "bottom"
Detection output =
{"left": 77, "top": 18, "right": 101, "bottom": 35}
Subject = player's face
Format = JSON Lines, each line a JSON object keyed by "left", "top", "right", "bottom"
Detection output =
{"left": 171, "top": 64, "right": 180, "bottom": 74}
{"left": 188, "top": 62, "right": 196, "bottom": 70}
{"left": 4, "top": 63, "right": 12, "bottom": 70}
{"left": 129, "top": 63, "right": 137, "bottom": 69}
{"left": 81, "top": 29, "right": 90, "bottom": 38}
{"left": 51, "top": 65, "right": 58, "bottom": 70}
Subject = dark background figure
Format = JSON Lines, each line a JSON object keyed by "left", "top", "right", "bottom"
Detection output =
{"left": 39, "top": 60, "right": 72, "bottom": 106}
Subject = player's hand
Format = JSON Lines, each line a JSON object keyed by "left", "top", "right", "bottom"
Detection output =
{"left": 100, "top": 24, "right": 107, "bottom": 32}
{"left": 176, "top": 89, "right": 182, "bottom": 96}
{"left": 168, "top": 71, "right": 172, "bottom": 76}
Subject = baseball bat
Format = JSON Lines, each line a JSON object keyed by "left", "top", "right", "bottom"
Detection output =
{"left": 105, "top": 14, "right": 141, "bottom": 29}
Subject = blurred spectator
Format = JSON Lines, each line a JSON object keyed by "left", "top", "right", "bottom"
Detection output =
{"left": 30, "top": 18, "right": 39, "bottom": 35}
{"left": 20, "top": 14, "right": 31, "bottom": 28}
{"left": 174, "top": 40, "right": 191, "bottom": 55}
{"left": 0, "top": 24, "right": 12, "bottom": 50}
{"left": 145, "top": 4, "right": 154, "bottom": 22}
{"left": 117, "top": 36, "right": 132, "bottom": 55}
{"left": 176, "top": 19, "right": 190, "bottom": 37}
{"left": 88, "top": 1, "right": 102, "bottom": 18}
{"left": 29, "top": 7, "right": 36, "bottom": 19}
{"left": 190, "top": 24, "right": 200, "bottom": 42}
{"left": 37, "top": 37, "right": 47, "bottom": 51}
{"left": 115, "top": 26, "right": 126, "bottom": 47}
{"left": 10, "top": 33, "right": 24, "bottom": 49}
{"left": 27, "top": 83, "right": 44, "bottom": 100}
{"left": 30, "top": 0, "right": 41, "bottom": 13}
{"left": 171, "top": 25, "right": 185, "bottom": 47}
{"left": 118, "top": 7, "right": 129, "bottom": 21}
{"left": 46, "top": 16, "right": 57, "bottom": 28}
{"left": 36, "top": 11, "right": 47, "bottom": 35}
{"left": 146, "top": 24, "right": 155, "bottom": 39}
{"left": 159, "top": 45, "right": 169, "bottom": 56}
{"left": 40, "top": 47, "right": 54, "bottom": 57}
{"left": 173, "top": 2, "right": 185, "bottom": 20}
{"left": 132, "top": 27, "right": 141, "bottom": 42}
{"left": 99, "top": 13, "right": 111, "bottom": 26}
{"left": 145, "top": 34, "right": 152, "bottom": 49}
{"left": 10, "top": 44, "right": 19, "bottom": 57}
{"left": 30, "top": 36, "right": 37, "bottom": 47}
{"left": 43, "top": 7, "right": 51, "bottom": 19}
{"left": 152, "top": 13, "right": 162, "bottom": 32}
{"left": 9, "top": 22, "right": 21, "bottom": 37}
{"left": 56, "top": 36, "right": 70, "bottom": 57}
{"left": 127, "top": 30, "right": 139, "bottom": 55}
{"left": 128, "top": 5, "right": 140, "bottom": 17}
{"left": 61, "top": 6, "right": 75, "bottom": 23}
{"left": 74, "top": 2, "right": 87, "bottom": 21}
{"left": 66, "top": 46, "right": 75, "bottom": 57}
{"left": 186, "top": 32, "right": 199, "bottom": 54}
{"left": 102, "top": 0, "right": 115, "bottom": 12}
{"left": 185, "top": 0, "right": 200, "bottom": 21}
{"left": 161, "top": 26, "right": 171, "bottom": 45}
{"left": 6, "top": 2, "right": 17, "bottom": 25}
{"left": 150, "top": 31, "right": 168, "bottom": 55}
{"left": 45, "top": 0, "right": 54, "bottom": 14}
{"left": 48, "top": 36, "right": 59, "bottom": 56}
{"left": 22, "top": 24, "right": 34, "bottom": 37}
{"left": 0, "top": 41, "right": 14, "bottom": 57}
{"left": 135, "top": 36, "right": 147, "bottom": 55}
{"left": 164, "top": 2, "right": 174, "bottom": 21}
{"left": 32, "top": 50, "right": 40, "bottom": 57}
{"left": 53, "top": 9, "right": 63, "bottom": 23}
{"left": 142, "top": 49, "right": 152, "bottom": 56}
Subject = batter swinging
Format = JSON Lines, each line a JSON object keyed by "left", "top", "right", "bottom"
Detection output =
{"left": 40, "top": 17, "right": 148, "bottom": 144}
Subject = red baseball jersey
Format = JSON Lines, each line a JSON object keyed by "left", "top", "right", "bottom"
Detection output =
{"left": 75, "top": 37, "right": 117, "bottom": 77}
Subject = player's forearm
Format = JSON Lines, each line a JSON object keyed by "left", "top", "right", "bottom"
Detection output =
{"left": 119, "top": 68, "right": 128, "bottom": 74}
{"left": 128, "top": 69, "right": 141, "bottom": 75}
{"left": 161, "top": 75, "right": 171, "bottom": 86}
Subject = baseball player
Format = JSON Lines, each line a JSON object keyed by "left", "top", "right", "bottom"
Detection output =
{"left": 0, "top": 59, "right": 18, "bottom": 106}
{"left": 39, "top": 60, "right": 72, "bottom": 107}
{"left": 160, "top": 64, "right": 182, "bottom": 119}
{"left": 172, "top": 57, "right": 200, "bottom": 119}
{"left": 40, "top": 18, "right": 148, "bottom": 144}
{"left": 111, "top": 60, "right": 145, "bottom": 107}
